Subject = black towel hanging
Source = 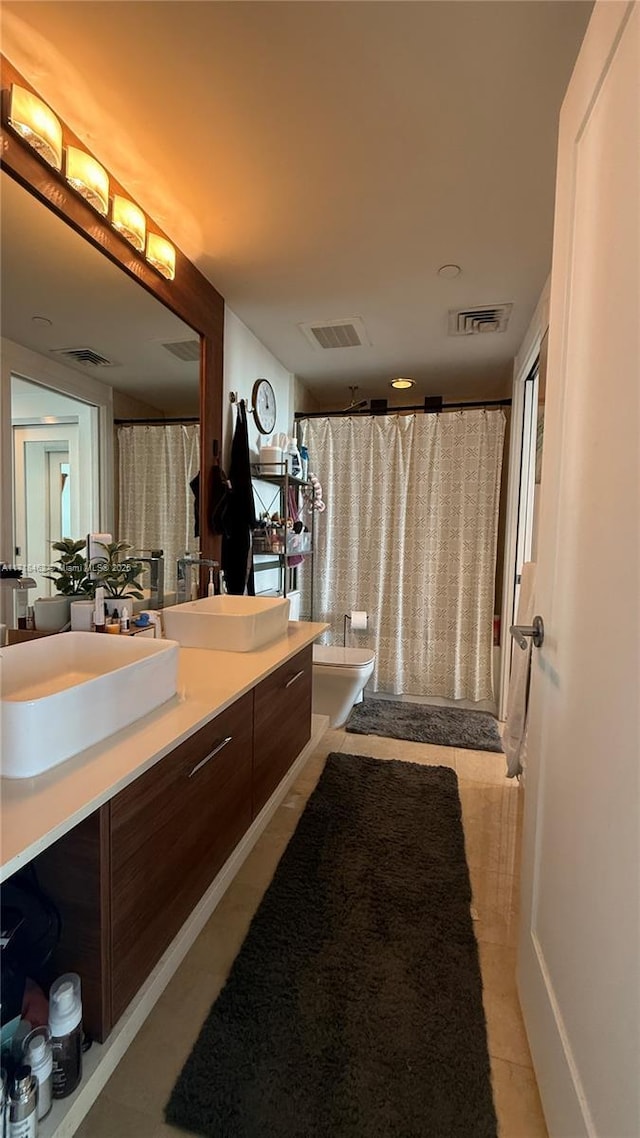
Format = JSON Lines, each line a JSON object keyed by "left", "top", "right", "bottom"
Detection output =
{"left": 222, "top": 399, "right": 256, "bottom": 594}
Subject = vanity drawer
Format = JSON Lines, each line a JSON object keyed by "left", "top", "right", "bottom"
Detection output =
{"left": 253, "top": 645, "right": 312, "bottom": 817}
{"left": 110, "top": 691, "right": 253, "bottom": 1022}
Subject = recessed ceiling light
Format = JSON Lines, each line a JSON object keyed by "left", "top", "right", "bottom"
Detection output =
{"left": 438, "top": 264, "right": 461, "bottom": 279}
{"left": 390, "top": 377, "right": 415, "bottom": 390}
{"left": 32, "top": 315, "right": 53, "bottom": 327}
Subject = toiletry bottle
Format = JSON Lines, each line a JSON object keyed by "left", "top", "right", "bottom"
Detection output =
{"left": 286, "top": 438, "right": 302, "bottom": 478}
{"left": 23, "top": 1028, "right": 53, "bottom": 1120}
{"left": 207, "top": 568, "right": 215, "bottom": 596}
{"left": 25, "top": 606, "right": 35, "bottom": 631}
{"left": 49, "top": 973, "right": 83, "bottom": 1099}
{"left": 120, "top": 606, "right": 130, "bottom": 633}
{"left": 300, "top": 445, "right": 309, "bottom": 481}
{"left": 7, "top": 1066, "right": 37, "bottom": 1138}
{"left": 93, "top": 586, "right": 106, "bottom": 634}
{"left": 15, "top": 588, "right": 28, "bottom": 630}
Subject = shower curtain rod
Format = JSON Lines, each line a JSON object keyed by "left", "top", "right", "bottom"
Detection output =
{"left": 295, "top": 397, "right": 511, "bottom": 420}
{"left": 114, "top": 417, "right": 199, "bottom": 425}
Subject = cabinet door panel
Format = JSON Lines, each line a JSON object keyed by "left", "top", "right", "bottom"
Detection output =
{"left": 110, "top": 692, "right": 253, "bottom": 1022}
{"left": 253, "top": 646, "right": 312, "bottom": 816}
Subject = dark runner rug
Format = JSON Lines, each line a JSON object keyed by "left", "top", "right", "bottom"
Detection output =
{"left": 166, "top": 752, "right": 496, "bottom": 1137}
{"left": 346, "top": 699, "right": 504, "bottom": 753}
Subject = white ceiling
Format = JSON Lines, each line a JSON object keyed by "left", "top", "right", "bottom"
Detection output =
{"left": 2, "top": 1, "right": 593, "bottom": 405}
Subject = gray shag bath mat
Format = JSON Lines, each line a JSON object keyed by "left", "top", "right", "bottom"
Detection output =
{"left": 165, "top": 753, "right": 497, "bottom": 1138}
{"left": 346, "top": 699, "right": 504, "bottom": 753}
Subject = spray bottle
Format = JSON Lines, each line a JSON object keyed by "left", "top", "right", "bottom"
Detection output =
{"left": 49, "top": 973, "right": 83, "bottom": 1099}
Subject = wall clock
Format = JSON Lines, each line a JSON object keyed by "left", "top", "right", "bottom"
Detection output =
{"left": 251, "top": 378, "right": 277, "bottom": 434}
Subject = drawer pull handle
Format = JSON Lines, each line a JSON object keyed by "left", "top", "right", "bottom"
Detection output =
{"left": 188, "top": 735, "right": 232, "bottom": 778}
{"left": 285, "top": 669, "right": 305, "bottom": 689}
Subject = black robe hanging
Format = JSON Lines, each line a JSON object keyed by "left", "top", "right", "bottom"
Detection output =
{"left": 222, "top": 400, "right": 256, "bottom": 594}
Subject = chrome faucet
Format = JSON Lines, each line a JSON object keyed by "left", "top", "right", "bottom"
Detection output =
{"left": 0, "top": 574, "right": 37, "bottom": 589}
{"left": 130, "top": 550, "right": 165, "bottom": 610}
{"left": 0, "top": 570, "right": 38, "bottom": 631}
{"left": 176, "top": 555, "right": 219, "bottom": 603}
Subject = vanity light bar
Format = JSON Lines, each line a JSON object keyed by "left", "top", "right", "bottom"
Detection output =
{"left": 5, "top": 81, "right": 177, "bottom": 281}
{"left": 7, "top": 84, "right": 63, "bottom": 170}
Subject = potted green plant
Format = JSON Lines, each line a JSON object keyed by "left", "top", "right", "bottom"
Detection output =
{"left": 91, "top": 541, "right": 145, "bottom": 610}
{"left": 40, "top": 537, "right": 93, "bottom": 631}
{"left": 45, "top": 538, "right": 93, "bottom": 596}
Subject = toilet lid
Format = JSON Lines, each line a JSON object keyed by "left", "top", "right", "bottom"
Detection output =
{"left": 313, "top": 645, "right": 376, "bottom": 668}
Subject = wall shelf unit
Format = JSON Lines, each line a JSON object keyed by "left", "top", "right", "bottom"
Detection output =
{"left": 251, "top": 463, "right": 315, "bottom": 618}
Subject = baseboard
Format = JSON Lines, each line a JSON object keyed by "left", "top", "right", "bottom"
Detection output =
{"left": 517, "top": 929, "right": 594, "bottom": 1138}
{"left": 41, "top": 712, "right": 330, "bottom": 1138}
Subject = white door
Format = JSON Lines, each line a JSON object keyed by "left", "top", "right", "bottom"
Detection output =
{"left": 517, "top": 4, "right": 639, "bottom": 1137}
{"left": 13, "top": 424, "right": 81, "bottom": 597}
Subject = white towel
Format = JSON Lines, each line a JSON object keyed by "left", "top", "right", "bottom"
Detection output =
{"left": 503, "top": 562, "right": 536, "bottom": 778}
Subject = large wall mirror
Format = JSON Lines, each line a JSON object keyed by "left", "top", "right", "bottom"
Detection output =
{"left": 3, "top": 171, "right": 200, "bottom": 605}
{"left": 1, "top": 55, "right": 224, "bottom": 622}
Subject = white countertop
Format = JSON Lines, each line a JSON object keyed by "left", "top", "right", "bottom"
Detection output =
{"left": 1, "top": 622, "right": 327, "bottom": 882}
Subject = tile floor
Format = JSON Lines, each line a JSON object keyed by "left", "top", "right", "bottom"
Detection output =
{"left": 77, "top": 728, "right": 548, "bottom": 1138}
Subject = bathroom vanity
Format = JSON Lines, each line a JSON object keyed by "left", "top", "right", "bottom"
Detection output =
{"left": 1, "top": 621, "right": 327, "bottom": 1135}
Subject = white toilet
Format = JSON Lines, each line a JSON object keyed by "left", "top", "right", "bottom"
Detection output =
{"left": 287, "top": 592, "right": 376, "bottom": 727}
{"left": 311, "top": 644, "right": 376, "bottom": 727}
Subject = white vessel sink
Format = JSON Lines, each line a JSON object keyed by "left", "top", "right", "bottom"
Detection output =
{"left": 1, "top": 632, "right": 179, "bottom": 779}
{"left": 162, "top": 594, "right": 290, "bottom": 652}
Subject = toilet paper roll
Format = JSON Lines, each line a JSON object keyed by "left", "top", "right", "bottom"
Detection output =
{"left": 350, "top": 610, "right": 368, "bottom": 631}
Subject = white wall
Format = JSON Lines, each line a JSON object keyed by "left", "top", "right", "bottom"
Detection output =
{"left": 222, "top": 307, "right": 294, "bottom": 464}
{"left": 222, "top": 308, "right": 295, "bottom": 595}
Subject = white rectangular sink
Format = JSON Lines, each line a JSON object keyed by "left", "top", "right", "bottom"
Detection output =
{"left": 1, "top": 632, "right": 180, "bottom": 779}
{"left": 162, "top": 594, "right": 290, "bottom": 652}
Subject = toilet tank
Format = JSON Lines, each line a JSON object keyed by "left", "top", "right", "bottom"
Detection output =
{"left": 287, "top": 590, "right": 301, "bottom": 620}
{"left": 257, "top": 588, "right": 301, "bottom": 620}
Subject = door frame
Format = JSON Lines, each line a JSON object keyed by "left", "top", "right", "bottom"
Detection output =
{"left": 498, "top": 278, "right": 550, "bottom": 720}
{"left": 0, "top": 340, "right": 113, "bottom": 627}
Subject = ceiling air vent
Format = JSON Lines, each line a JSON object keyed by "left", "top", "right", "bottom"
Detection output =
{"left": 448, "top": 304, "right": 513, "bottom": 336}
{"left": 50, "top": 347, "right": 119, "bottom": 367}
{"left": 299, "top": 316, "right": 370, "bottom": 351}
{"left": 162, "top": 339, "right": 201, "bottom": 362}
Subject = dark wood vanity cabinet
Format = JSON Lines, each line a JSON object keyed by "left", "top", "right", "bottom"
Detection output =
{"left": 109, "top": 691, "right": 254, "bottom": 1023}
{"left": 253, "top": 645, "right": 313, "bottom": 817}
{"left": 25, "top": 645, "right": 314, "bottom": 1042}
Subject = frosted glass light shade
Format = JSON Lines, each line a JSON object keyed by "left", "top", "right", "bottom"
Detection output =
{"left": 390, "top": 378, "right": 415, "bottom": 390}
{"left": 146, "top": 233, "right": 176, "bottom": 280}
{"left": 111, "top": 195, "right": 146, "bottom": 251}
{"left": 8, "top": 84, "right": 63, "bottom": 170}
{"left": 65, "top": 146, "right": 109, "bottom": 215}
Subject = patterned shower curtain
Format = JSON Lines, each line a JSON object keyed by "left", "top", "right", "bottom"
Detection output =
{"left": 117, "top": 423, "right": 200, "bottom": 594}
{"left": 301, "top": 410, "right": 505, "bottom": 701}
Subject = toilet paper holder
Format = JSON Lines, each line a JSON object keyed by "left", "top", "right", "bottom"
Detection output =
{"left": 343, "top": 611, "right": 368, "bottom": 645}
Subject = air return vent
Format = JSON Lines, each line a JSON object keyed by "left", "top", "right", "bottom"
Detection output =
{"left": 299, "top": 316, "right": 370, "bottom": 350}
{"left": 448, "top": 304, "right": 513, "bottom": 336}
{"left": 162, "top": 339, "right": 201, "bottom": 362}
{"left": 50, "top": 347, "right": 119, "bottom": 367}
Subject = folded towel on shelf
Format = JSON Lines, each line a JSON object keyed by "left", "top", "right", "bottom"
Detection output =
{"left": 503, "top": 561, "right": 536, "bottom": 778}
